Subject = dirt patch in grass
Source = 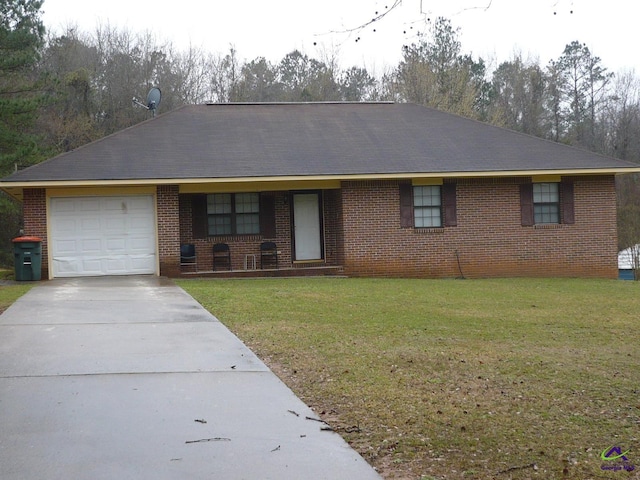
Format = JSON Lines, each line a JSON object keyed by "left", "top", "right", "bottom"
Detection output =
{"left": 178, "top": 278, "right": 640, "bottom": 480}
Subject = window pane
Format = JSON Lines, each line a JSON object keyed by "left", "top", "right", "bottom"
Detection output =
{"left": 415, "top": 207, "right": 442, "bottom": 227}
{"left": 208, "top": 215, "right": 231, "bottom": 235}
{"left": 235, "top": 193, "right": 259, "bottom": 213}
{"left": 413, "top": 186, "right": 441, "bottom": 207}
{"left": 533, "top": 183, "right": 559, "bottom": 203}
{"left": 236, "top": 213, "right": 260, "bottom": 234}
{"left": 413, "top": 186, "right": 442, "bottom": 227}
{"left": 207, "top": 194, "right": 231, "bottom": 214}
{"left": 206, "top": 193, "right": 261, "bottom": 235}
{"left": 533, "top": 183, "right": 560, "bottom": 224}
{"left": 534, "top": 204, "right": 559, "bottom": 224}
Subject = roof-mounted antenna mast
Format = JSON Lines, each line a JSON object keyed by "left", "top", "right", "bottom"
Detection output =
{"left": 132, "top": 87, "right": 162, "bottom": 117}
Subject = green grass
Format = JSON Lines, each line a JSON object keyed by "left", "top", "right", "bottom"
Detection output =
{"left": 179, "top": 277, "right": 640, "bottom": 479}
{"left": 0, "top": 268, "right": 15, "bottom": 281}
{"left": 0, "top": 275, "right": 635, "bottom": 477}
{"left": 0, "top": 268, "right": 32, "bottom": 314}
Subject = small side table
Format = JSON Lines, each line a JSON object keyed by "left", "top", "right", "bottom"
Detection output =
{"left": 244, "top": 254, "right": 256, "bottom": 270}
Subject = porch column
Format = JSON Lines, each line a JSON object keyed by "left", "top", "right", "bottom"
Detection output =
{"left": 157, "top": 185, "right": 180, "bottom": 277}
{"left": 22, "top": 188, "right": 49, "bottom": 279}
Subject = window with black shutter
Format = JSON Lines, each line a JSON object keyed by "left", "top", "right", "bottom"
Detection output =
{"left": 190, "top": 193, "right": 276, "bottom": 237}
{"left": 399, "top": 182, "right": 457, "bottom": 228}
{"left": 521, "top": 181, "right": 575, "bottom": 226}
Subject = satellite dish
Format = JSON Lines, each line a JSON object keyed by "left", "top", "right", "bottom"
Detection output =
{"left": 146, "top": 87, "right": 161, "bottom": 112}
{"left": 132, "top": 87, "right": 162, "bottom": 117}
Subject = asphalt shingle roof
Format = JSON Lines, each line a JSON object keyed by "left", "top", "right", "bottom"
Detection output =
{"left": 3, "top": 102, "right": 638, "bottom": 183}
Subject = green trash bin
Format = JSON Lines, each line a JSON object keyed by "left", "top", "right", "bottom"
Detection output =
{"left": 12, "top": 236, "right": 43, "bottom": 281}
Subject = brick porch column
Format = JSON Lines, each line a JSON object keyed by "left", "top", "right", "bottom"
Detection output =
{"left": 157, "top": 185, "right": 180, "bottom": 277}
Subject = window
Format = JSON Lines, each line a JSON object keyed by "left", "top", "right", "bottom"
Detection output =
{"left": 400, "top": 183, "right": 456, "bottom": 228}
{"left": 413, "top": 186, "right": 442, "bottom": 227}
{"left": 520, "top": 181, "right": 574, "bottom": 226}
{"left": 533, "top": 183, "right": 560, "bottom": 224}
{"left": 207, "top": 193, "right": 260, "bottom": 235}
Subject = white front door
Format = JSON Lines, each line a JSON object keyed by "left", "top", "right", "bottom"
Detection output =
{"left": 293, "top": 193, "right": 322, "bottom": 261}
{"left": 49, "top": 195, "right": 157, "bottom": 277}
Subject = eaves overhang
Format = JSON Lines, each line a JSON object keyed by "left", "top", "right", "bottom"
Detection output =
{"left": 2, "top": 167, "right": 640, "bottom": 202}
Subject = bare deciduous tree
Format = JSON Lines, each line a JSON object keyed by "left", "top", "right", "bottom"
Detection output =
{"left": 488, "top": 55, "right": 547, "bottom": 136}
{"left": 384, "top": 17, "right": 485, "bottom": 118}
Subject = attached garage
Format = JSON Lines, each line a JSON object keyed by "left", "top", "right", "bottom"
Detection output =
{"left": 49, "top": 195, "right": 157, "bottom": 278}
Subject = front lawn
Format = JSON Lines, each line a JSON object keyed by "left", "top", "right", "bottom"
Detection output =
{"left": 0, "top": 269, "right": 31, "bottom": 315}
{"left": 177, "top": 277, "right": 640, "bottom": 479}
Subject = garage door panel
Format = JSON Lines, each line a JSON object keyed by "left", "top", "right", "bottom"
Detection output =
{"left": 105, "top": 217, "right": 127, "bottom": 233}
{"left": 103, "top": 198, "right": 132, "bottom": 212}
{"left": 50, "top": 196, "right": 156, "bottom": 278}
{"left": 78, "top": 198, "right": 102, "bottom": 212}
{"left": 129, "top": 236, "right": 154, "bottom": 252}
{"left": 53, "top": 258, "right": 79, "bottom": 275}
{"left": 105, "top": 238, "right": 127, "bottom": 253}
{"left": 129, "top": 216, "right": 154, "bottom": 232}
{"left": 130, "top": 255, "right": 156, "bottom": 272}
{"left": 105, "top": 257, "right": 127, "bottom": 272}
{"left": 81, "top": 258, "right": 105, "bottom": 275}
{"left": 54, "top": 239, "right": 78, "bottom": 256}
{"left": 56, "top": 218, "right": 78, "bottom": 235}
{"left": 54, "top": 198, "right": 80, "bottom": 213}
{"left": 80, "top": 239, "right": 102, "bottom": 255}
{"left": 81, "top": 217, "right": 101, "bottom": 232}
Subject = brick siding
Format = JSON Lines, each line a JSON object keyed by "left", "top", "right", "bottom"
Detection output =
{"left": 21, "top": 175, "right": 618, "bottom": 280}
{"left": 22, "top": 188, "right": 48, "bottom": 279}
{"left": 157, "top": 185, "right": 181, "bottom": 277}
{"left": 341, "top": 176, "right": 618, "bottom": 278}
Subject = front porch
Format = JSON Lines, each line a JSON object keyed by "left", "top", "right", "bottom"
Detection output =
{"left": 178, "top": 264, "right": 345, "bottom": 279}
{"left": 177, "top": 188, "right": 344, "bottom": 278}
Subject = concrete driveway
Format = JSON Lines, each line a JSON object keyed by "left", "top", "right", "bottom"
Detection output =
{"left": 0, "top": 276, "right": 380, "bottom": 480}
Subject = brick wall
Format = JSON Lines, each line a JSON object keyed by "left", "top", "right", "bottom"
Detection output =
{"left": 157, "top": 185, "right": 180, "bottom": 277}
{"left": 22, "top": 188, "right": 48, "bottom": 279}
{"left": 341, "top": 176, "right": 618, "bottom": 279}
{"left": 23, "top": 176, "right": 616, "bottom": 280}
{"left": 323, "top": 189, "right": 342, "bottom": 266}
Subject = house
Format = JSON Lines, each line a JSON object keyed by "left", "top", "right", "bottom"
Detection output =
{"left": 1, "top": 102, "right": 639, "bottom": 280}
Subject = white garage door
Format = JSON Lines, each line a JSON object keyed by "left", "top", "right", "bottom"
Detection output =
{"left": 50, "top": 195, "right": 157, "bottom": 277}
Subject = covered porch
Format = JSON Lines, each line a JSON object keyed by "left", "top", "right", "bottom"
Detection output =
{"left": 178, "top": 264, "right": 345, "bottom": 278}
{"left": 177, "top": 186, "right": 345, "bottom": 277}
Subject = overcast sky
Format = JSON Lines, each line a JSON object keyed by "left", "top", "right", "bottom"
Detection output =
{"left": 41, "top": 0, "right": 639, "bottom": 75}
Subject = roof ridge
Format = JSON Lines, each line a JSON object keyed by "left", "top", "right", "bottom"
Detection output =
{"left": 203, "top": 101, "right": 395, "bottom": 106}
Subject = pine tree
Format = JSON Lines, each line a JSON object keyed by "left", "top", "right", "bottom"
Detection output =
{"left": 0, "top": 0, "right": 47, "bottom": 266}
{"left": 0, "top": 0, "right": 47, "bottom": 176}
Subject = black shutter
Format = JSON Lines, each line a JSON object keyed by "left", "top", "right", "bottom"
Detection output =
{"left": 520, "top": 183, "right": 534, "bottom": 226}
{"left": 192, "top": 194, "right": 208, "bottom": 238}
{"left": 560, "top": 181, "right": 575, "bottom": 224}
{"left": 399, "top": 183, "right": 414, "bottom": 228}
{"left": 442, "top": 183, "right": 457, "bottom": 227}
{"left": 259, "top": 194, "right": 276, "bottom": 238}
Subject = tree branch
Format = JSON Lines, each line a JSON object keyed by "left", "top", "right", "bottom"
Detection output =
{"left": 318, "top": 0, "right": 493, "bottom": 39}
{"left": 323, "top": 0, "right": 403, "bottom": 35}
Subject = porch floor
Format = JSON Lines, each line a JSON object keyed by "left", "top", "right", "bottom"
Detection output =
{"left": 178, "top": 265, "right": 345, "bottom": 279}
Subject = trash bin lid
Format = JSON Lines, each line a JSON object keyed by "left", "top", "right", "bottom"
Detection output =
{"left": 12, "top": 236, "right": 42, "bottom": 243}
